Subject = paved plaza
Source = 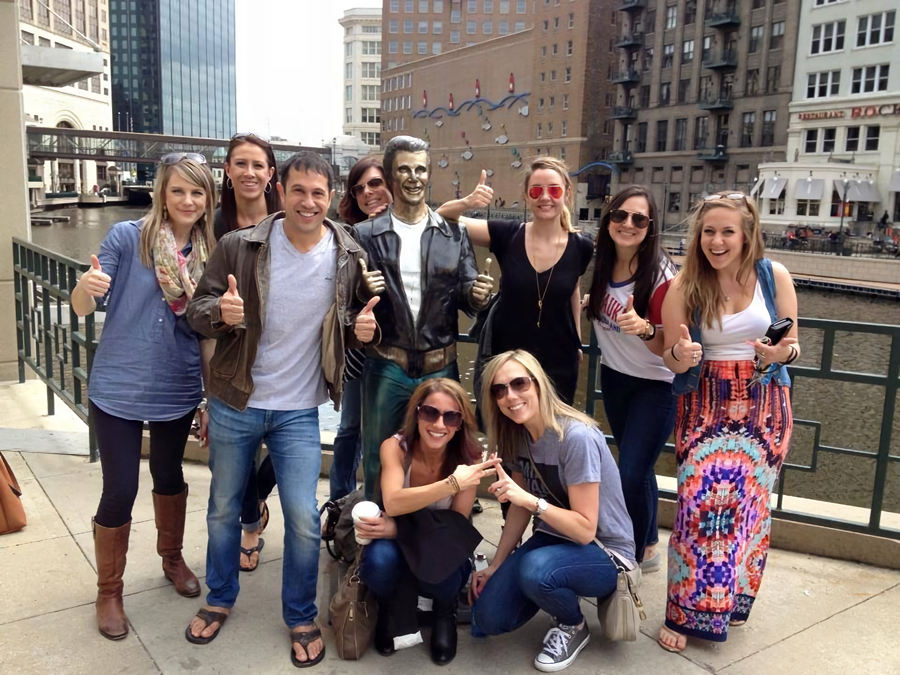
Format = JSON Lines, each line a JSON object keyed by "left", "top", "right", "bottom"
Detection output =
{"left": 0, "top": 381, "right": 898, "bottom": 675}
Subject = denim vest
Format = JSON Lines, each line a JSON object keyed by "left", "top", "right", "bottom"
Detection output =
{"left": 672, "top": 258, "right": 792, "bottom": 395}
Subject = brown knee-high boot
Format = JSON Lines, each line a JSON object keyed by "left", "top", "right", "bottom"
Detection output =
{"left": 152, "top": 485, "right": 200, "bottom": 598}
{"left": 93, "top": 519, "right": 131, "bottom": 640}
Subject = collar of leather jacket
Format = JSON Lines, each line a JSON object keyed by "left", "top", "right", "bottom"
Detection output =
{"left": 369, "top": 206, "right": 456, "bottom": 239}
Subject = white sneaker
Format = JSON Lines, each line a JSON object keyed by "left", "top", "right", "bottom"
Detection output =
{"left": 533, "top": 622, "right": 590, "bottom": 672}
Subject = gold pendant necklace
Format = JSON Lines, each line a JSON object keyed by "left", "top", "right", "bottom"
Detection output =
{"left": 530, "top": 226, "right": 565, "bottom": 328}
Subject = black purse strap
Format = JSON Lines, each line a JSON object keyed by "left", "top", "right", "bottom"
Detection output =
{"left": 523, "top": 444, "right": 569, "bottom": 511}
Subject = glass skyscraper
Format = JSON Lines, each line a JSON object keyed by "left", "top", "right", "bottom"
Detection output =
{"left": 109, "top": 0, "right": 236, "bottom": 139}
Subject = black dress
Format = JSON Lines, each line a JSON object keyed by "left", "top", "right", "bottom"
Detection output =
{"left": 488, "top": 220, "right": 593, "bottom": 404}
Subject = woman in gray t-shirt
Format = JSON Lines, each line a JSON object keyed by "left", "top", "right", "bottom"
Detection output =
{"left": 470, "top": 349, "right": 636, "bottom": 673}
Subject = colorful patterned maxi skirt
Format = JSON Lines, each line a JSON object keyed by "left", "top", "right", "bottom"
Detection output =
{"left": 665, "top": 360, "right": 792, "bottom": 642}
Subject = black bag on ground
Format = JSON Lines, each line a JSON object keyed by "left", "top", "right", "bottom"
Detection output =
{"left": 320, "top": 487, "right": 365, "bottom": 564}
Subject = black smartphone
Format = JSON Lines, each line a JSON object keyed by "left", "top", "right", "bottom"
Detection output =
{"left": 762, "top": 317, "right": 794, "bottom": 345}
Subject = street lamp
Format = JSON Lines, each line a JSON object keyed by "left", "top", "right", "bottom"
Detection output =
{"left": 839, "top": 177, "right": 849, "bottom": 237}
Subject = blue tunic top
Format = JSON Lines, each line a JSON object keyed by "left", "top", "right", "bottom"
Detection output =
{"left": 88, "top": 221, "right": 203, "bottom": 421}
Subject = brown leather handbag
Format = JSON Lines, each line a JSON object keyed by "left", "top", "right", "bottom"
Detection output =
{"left": 329, "top": 556, "right": 377, "bottom": 660}
{"left": 0, "top": 452, "right": 26, "bottom": 534}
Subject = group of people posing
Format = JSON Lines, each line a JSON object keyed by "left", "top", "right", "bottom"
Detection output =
{"left": 74, "top": 132, "right": 799, "bottom": 671}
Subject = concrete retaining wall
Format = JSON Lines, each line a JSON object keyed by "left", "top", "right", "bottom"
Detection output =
{"left": 765, "top": 250, "right": 900, "bottom": 284}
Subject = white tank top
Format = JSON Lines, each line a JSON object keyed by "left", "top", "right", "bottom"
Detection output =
{"left": 701, "top": 280, "right": 771, "bottom": 361}
{"left": 394, "top": 433, "right": 454, "bottom": 511}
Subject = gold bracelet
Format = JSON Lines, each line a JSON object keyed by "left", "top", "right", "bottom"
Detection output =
{"left": 447, "top": 475, "right": 461, "bottom": 494}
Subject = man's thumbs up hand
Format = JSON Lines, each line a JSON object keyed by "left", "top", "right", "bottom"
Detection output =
{"left": 359, "top": 258, "right": 386, "bottom": 296}
{"left": 354, "top": 296, "right": 380, "bottom": 344}
{"left": 220, "top": 274, "right": 244, "bottom": 326}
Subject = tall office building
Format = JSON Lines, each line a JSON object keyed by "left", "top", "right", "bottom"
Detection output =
{"left": 109, "top": 0, "right": 236, "bottom": 139}
{"left": 609, "top": 0, "right": 801, "bottom": 229}
{"left": 755, "top": 0, "right": 899, "bottom": 233}
{"left": 341, "top": 7, "right": 383, "bottom": 147}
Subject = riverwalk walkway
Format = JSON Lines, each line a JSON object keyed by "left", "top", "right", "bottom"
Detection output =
{"left": 1, "top": 380, "right": 899, "bottom": 675}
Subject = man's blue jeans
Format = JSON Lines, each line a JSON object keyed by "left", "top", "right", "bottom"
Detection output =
{"left": 472, "top": 532, "right": 619, "bottom": 635}
{"left": 361, "top": 357, "right": 459, "bottom": 500}
{"left": 329, "top": 377, "right": 362, "bottom": 501}
{"left": 205, "top": 397, "right": 322, "bottom": 629}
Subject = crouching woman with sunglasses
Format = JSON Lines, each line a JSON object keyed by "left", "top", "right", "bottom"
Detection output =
{"left": 470, "top": 351, "right": 637, "bottom": 673}
{"left": 355, "top": 379, "right": 501, "bottom": 665}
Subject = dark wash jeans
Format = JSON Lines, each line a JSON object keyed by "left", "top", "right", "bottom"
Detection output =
{"left": 329, "top": 377, "right": 363, "bottom": 501}
{"left": 600, "top": 364, "right": 677, "bottom": 562}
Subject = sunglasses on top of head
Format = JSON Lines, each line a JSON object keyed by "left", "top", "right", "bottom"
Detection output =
{"left": 608, "top": 209, "right": 652, "bottom": 229}
{"left": 350, "top": 176, "right": 386, "bottom": 198}
{"left": 490, "top": 375, "right": 535, "bottom": 400}
{"left": 416, "top": 404, "right": 463, "bottom": 429}
{"left": 161, "top": 152, "right": 207, "bottom": 165}
{"left": 528, "top": 185, "right": 564, "bottom": 200}
{"left": 231, "top": 131, "right": 272, "bottom": 144}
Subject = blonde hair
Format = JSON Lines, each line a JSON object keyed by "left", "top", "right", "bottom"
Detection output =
{"left": 679, "top": 191, "right": 765, "bottom": 329}
{"left": 480, "top": 350, "right": 596, "bottom": 464}
{"left": 524, "top": 157, "right": 576, "bottom": 232}
{"left": 139, "top": 159, "right": 217, "bottom": 267}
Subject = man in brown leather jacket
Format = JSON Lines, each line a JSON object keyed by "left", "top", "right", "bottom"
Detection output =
{"left": 184, "top": 151, "right": 377, "bottom": 667}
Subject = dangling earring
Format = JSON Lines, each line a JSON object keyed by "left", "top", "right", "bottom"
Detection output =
{"left": 265, "top": 182, "right": 272, "bottom": 194}
{"left": 226, "top": 178, "right": 233, "bottom": 190}
{"left": 162, "top": 205, "right": 169, "bottom": 222}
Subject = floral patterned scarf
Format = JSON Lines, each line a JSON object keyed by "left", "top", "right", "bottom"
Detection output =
{"left": 154, "top": 222, "right": 210, "bottom": 315}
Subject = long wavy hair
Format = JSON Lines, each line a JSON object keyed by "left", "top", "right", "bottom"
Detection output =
{"left": 400, "top": 378, "right": 481, "bottom": 479}
{"left": 524, "top": 156, "right": 576, "bottom": 232}
{"left": 219, "top": 135, "right": 279, "bottom": 235}
{"left": 480, "top": 350, "right": 597, "bottom": 464}
{"left": 679, "top": 191, "right": 765, "bottom": 329}
{"left": 338, "top": 156, "right": 386, "bottom": 225}
{"left": 139, "top": 159, "right": 217, "bottom": 268}
{"left": 587, "top": 185, "right": 672, "bottom": 322}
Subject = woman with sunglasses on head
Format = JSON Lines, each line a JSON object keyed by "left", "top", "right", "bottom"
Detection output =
{"left": 437, "top": 158, "right": 593, "bottom": 405}
{"left": 470, "top": 350, "right": 636, "bottom": 673}
{"left": 71, "top": 153, "right": 217, "bottom": 640}
{"left": 216, "top": 133, "right": 281, "bottom": 574}
{"left": 354, "top": 378, "right": 499, "bottom": 665}
{"left": 657, "top": 192, "right": 798, "bottom": 654}
{"left": 585, "top": 186, "right": 677, "bottom": 573}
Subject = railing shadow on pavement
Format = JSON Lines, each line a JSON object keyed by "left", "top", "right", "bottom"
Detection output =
{"left": 13, "top": 239, "right": 900, "bottom": 541}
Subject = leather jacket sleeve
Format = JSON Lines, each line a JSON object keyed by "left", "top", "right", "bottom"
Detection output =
{"left": 457, "top": 222, "right": 480, "bottom": 318}
{"left": 187, "top": 238, "right": 236, "bottom": 339}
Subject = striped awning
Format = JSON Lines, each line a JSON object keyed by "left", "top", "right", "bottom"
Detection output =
{"left": 793, "top": 178, "right": 824, "bottom": 200}
{"left": 760, "top": 177, "right": 787, "bottom": 200}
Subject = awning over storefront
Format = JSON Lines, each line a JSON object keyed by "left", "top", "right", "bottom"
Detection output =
{"left": 749, "top": 177, "right": 764, "bottom": 197}
{"left": 793, "top": 178, "right": 824, "bottom": 200}
{"left": 760, "top": 177, "right": 787, "bottom": 200}
{"left": 890, "top": 171, "right": 900, "bottom": 192}
{"left": 833, "top": 178, "right": 851, "bottom": 201}
{"left": 853, "top": 180, "right": 882, "bottom": 203}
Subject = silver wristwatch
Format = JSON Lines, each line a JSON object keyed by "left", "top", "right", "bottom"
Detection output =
{"left": 533, "top": 498, "right": 549, "bottom": 516}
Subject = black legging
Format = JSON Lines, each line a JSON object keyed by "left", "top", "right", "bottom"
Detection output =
{"left": 91, "top": 400, "right": 196, "bottom": 528}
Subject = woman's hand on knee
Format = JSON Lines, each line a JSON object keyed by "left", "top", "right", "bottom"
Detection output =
{"left": 469, "top": 564, "right": 496, "bottom": 604}
{"left": 355, "top": 512, "right": 397, "bottom": 540}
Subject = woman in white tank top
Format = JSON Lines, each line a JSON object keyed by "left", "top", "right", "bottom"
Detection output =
{"left": 658, "top": 192, "right": 801, "bottom": 654}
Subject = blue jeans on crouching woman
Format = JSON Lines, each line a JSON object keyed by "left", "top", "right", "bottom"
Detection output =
{"left": 359, "top": 538, "right": 471, "bottom": 603}
{"left": 471, "top": 532, "right": 620, "bottom": 635}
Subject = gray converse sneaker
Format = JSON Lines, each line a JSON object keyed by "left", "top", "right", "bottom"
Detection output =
{"left": 533, "top": 622, "right": 590, "bottom": 672}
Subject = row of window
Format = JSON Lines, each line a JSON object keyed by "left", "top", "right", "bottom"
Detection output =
{"left": 806, "top": 64, "right": 890, "bottom": 98}
{"left": 622, "top": 112, "right": 778, "bottom": 153}
{"left": 345, "top": 85, "right": 380, "bottom": 103}
{"left": 803, "top": 125, "right": 881, "bottom": 154}
{"left": 811, "top": 11, "right": 894, "bottom": 55}
{"left": 345, "top": 41, "right": 381, "bottom": 56}
{"left": 535, "top": 120, "right": 568, "bottom": 138}
{"left": 384, "top": 74, "right": 413, "bottom": 92}
{"left": 539, "top": 67, "right": 572, "bottom": 83}
{"left": 540, "top": 41, "right": 573, "bottom": 60}
{"left": 344, "top": 62, "right": 382, "bottom": 80}
{"left": 383, "top": 95, "right": 413, "bottom": 112}
{"left": 344, "top": 108, "right": 381, "bottom": 125}
{"left": 388, "top": 0, "right": 527, "bottom": 14}
{"left": 344, "top": 25, "right": 381, "bottom": 35}
{"left": 651, "top": 0, "right": 785, "bottom": 33}
{"left": 388, "top": 40, "right": 443, "bottom": 55}
{"left": 542, "top": 13, "right": 575, "bottom": 31}
{"left": 536, "top": 94, "right": 570, "bottom": 112}
{"left": 613, "top": 67, "right": 779, "bottom": 108}
{"left": 383, "top": 117, "right": 407, "bottom": 132}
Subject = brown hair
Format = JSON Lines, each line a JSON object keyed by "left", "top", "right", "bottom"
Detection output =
{"left": 220, "top": 135, "right": 279, "bottom": 236}
{"left": 679, "top": 191, "right": 765, "bottom": 329}
{"left": 339, "top": 157, "right": 386, "bottom": 225}
{"left": 524, "top": 156, "right": 576, "bottom": 232}
{"left": 401, "top": 378, "right": 481, "bottom": 478}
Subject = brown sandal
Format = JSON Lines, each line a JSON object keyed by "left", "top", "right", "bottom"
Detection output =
{"left": 185, "top": 607, "right": 229, "bottom": 645}
{"left": 290, "top": 625, "right": 326, "bottom": 668}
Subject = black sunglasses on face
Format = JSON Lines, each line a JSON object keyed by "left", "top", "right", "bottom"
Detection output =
{"left": 490, "top": 376, "right": 535, "bottom": 400}
{"left": 161, "top": 152, "right": 207, "bottom": 165}
{"left": 350, "top": 177, "right": 386, "bottom": 198}
{"left": 416, "top": 404, "right": 463, "bottom": 428}
{"left": 609, "top": 208, "right": 651, "bottom": 229}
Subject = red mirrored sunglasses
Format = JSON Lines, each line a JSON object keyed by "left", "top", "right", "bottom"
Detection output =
{"left": 527, "top": 185, "right": 564, "bottom": 200}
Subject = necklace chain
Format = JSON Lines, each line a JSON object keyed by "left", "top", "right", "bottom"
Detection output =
{"left": 529, "top": 225, "right": 565, "bottom": 328}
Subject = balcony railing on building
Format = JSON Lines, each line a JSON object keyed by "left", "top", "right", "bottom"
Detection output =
{"left": 611, "top": 69, "right": 641, "bottom": 85}
{"left": 702, "top": 49, "right": 738, "bottom": 70}
{"left": 698, "top": 94, "right": 734, "bottom": 111}
{"left": 697, "top": 143, "right": 729, "bottom": 162}
{"left": 614, "top": 32, "right": 644, "bottom": 50}
{"left": 617, "top": 0, "right": 646, "bottom": 12}
{"left": 607, "top": 150, "right": 634, "bottom": 165}
{"left": 706, "top": 9, "right": 741, "bottom": 29}
{"left": 609, "top": 106, "right": 637, "bottom": 120}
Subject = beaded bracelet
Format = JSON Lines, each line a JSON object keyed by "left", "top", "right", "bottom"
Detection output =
{"left": 447, "top": 475, "right": 461, "bottom": 494}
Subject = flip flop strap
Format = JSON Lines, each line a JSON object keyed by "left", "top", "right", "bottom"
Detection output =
{"left": 196, "top": 608, "right": 228, "bottom": 626}
{"left": 291, "top": 627, "right": 322, "bottom": 646}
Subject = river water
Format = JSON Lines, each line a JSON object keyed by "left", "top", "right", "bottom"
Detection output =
{"left": 31, "top": 206, "right": 900, "bottom": 513}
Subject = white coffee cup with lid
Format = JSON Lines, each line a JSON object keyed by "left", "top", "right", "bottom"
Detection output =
{"left": 351, "top": 500, "right": 381, "bottom": 545}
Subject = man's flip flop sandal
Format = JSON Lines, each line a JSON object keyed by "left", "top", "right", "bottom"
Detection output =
{"left": 290, "top": 626, "right": 326, "bottom": 668}
{"left": 239, "top": 538, "right": 265, "bottom": 572}
{"left": 185, "top": 608, "right": 229, "bottom": 645}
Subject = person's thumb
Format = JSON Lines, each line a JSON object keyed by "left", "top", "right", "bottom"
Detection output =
{"left": 362, "top": 295, "right": 380, "bottom": 314}
{"left": 91, "top": 254, "right": 102, "bottom": 271}
{"left": 482, "top": 257, "right": 492, "bottom": 277}
{"left": 358, "top": 258, "right": 368, "bottom": 275}
{"left": 680, "top": 324, "right": 691, "bottom": 342}
{"left": 478, "top": 169, "right": 487, "bottom": 186}
{"left": 625, "top": 295, "right": 634, "bottom": 312}
{"left": 227, "top": 274, "right": 238, "bottom": 296}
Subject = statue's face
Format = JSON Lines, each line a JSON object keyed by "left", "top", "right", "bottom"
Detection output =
{"left": 390, "top": 150, "right": 429, "bottom": 207}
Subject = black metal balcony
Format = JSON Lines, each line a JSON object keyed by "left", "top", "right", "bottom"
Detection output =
{"left": 706, "top": 10, "right": 741, "bottom": 29}
{"left": 698, "top": 95, "right": 734, "bottom": 111}
{"left": 609, "top": 106, "right": 637, "bottom": 120}
{"left": 608, "top": 150, "right": 635, "bottom": 165}
{"left": 697, "top": 144, "right": 729, "bottom": 162}
{"left": 612, "top": 69, "right": 641, "bottom": 84}
{"left": 617, "top": 0, "right": 646, "bottom": 12}
{"left": 614, "top": 32, "right": 644, "bottom": 50}
{"left": 702, "top": 49, "right": 738, "bottom": 70}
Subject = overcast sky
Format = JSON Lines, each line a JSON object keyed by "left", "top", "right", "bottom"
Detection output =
{"left": 235, "top": 0, "right": 382, "bottom": 147}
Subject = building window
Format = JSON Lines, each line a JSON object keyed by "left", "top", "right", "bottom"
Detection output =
{"left": 565, "top": 67, "right": 571, "bottom": 82}
{"left": 483, "top": 21, "right": 493, "bottom": 34}
{"left": 363, "top": 25, "right": 381, "bottom": 34}
{"left": 749, "top": 25, "right": 764, "bottom": 53}
{"left": 639, "top": 85, "right": 650, "bottom": 107}
{"left": 403, "top": 41, "right": 412, "bottom": 53}
{"left": 644, "top": 47, "right": 654, "bottom": 71}
{"left": 389, "top": 41, "right": 398, "bottom": 53}
{"left": 683, "top": 40, "right": 694, "bottom": 63}
{"left": 656, "top": 120, "right": 668, "bottom": 152}
{"left": 796, "top": 200, "right": 820, "bottom": 217}
{"left": 390, "top": 0, "right": 400, "bottom": 11}
{"left": 537, "top": 123, "right": 542, "bottom": 138}
{"left": 499, "top": 21, "right": 509, "bottom": 34}
{"left": 678, "top": 78, "right": 689, "bottom": 103}
{"left": 419, "top": 21, "right": 428, "bottom": 33}
{"left": 761, "top": 110, "right": 776, "bottom": 146}
{"left": 517, "top": 0, "right": 526, "bottom": 13}
{"left": 549, "top": 96, "right": 555, "bottom": 110}
{"left": 361, "top": 132, "right": 381, "bottom": 146}
{"left": 663, "top": 43, "right": 674, "bottom": 68}
{"left": 851, "top": 64, "right": 889, "bottom": 94}
{"left": 433, "top": 42, "right": 442, "bottom": 54}
{"left": 845, "top": 125, "right": 860, "bottom": 152}
{"left": 811, "top": 20, "right": 846, "bottom": 54}
{"left": 435, "top": 0, "right": 444, "bottom": 9}
{"left": 548, "top": 122, "right": 554, "bottom": 135}
{"left": 467, "top": 0, "right": 477, "bottom": 10}
{"left": 515, "top": 21, "right": 525, "bottom": 31}
{"left": 674, "top": 118, "right": 687, "bottom": 150}
{"left": 685, "top": 0, "right": 696, "bottom": 25}
{"left": 741, "top": 112, "right": 755, "bottom": 147}
{"left": 701, "top": 36, "right": 711, "bottom": 61}
{"left": 485, "top": 0, "right": 494, "bottom": 13}
{"left": 363, "top": 41, "right": 381, "bottom": 55}
{"left": 405, "top": 19, "right": 413, "bottom": 33}
{"left": 568, "top": 12, "right": 574, "bottom": 28}
{"left": 666, "top": 5, "right": 677, "bottom": 29}
{"left": 405, "top": 0, "right": 414, "bottom": 10}
{"left": 499, "top": 0, "right": 510, "bottom": 13}
{"left": 637, "top": 123, "right": 648, "bottom": 152}
{"left": 345, "top": 63, "right": 353, "bottom": 79}
{"left": 694, "top": 117, "right": 709, "bottom": 150}
{"left": 419, "top": 0, "right": 429, "bottom": 11}
{"left": 418, "top": 42, "right": 427, "bottom": 53}
{"left": 857, "top": 11, "right": 895, "bottom": 47}
{"left": 562, "top": 120, "right": 567, "bottom": 136}
{"left": 769, "top": 197, "right": 785, "bottom": 216}
{"left": 362, "top": 62, "right": 381, "bottom": 78}
{"left": 389, "top": 19, "right": 398, "bottom": 33}
{"left": 766, "top": 65, "right": 780, "bottom": 93}
{"left": 659, "top": 82, "right": 671, "bottom": 105}
{"left": 807, "top": 70, "right": 840, "bottom": 98}
{"left": 865, "top": 125, "right": 880, "bottom": 151}
{"left": 822, "top": 127, "right": 836, "bottom": 153}
{"left": 433, "top": 21, "right": 442, "bottom": 33}
{"left": 467, "top": 20, "right": 476, "bottom": 34}
{"left": 361, "top": 108, "right": 381, "bottom": 123}
{"left": 362, "top": 85, "right": 379, "bottom": 102}
{"left": 770, "top": 21, "right": 785, "bottom": 50}
{"left": 551, "top": 70, "right": 557, "bottom": 81}
{"left": 804, "top": 129, "right": 819, "bottom": 153}
{"left": 450, "top": 30, "right": 460, "bottom": 43}
{"left": 451, "top": 9, "right": 461, "bottom": 23}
